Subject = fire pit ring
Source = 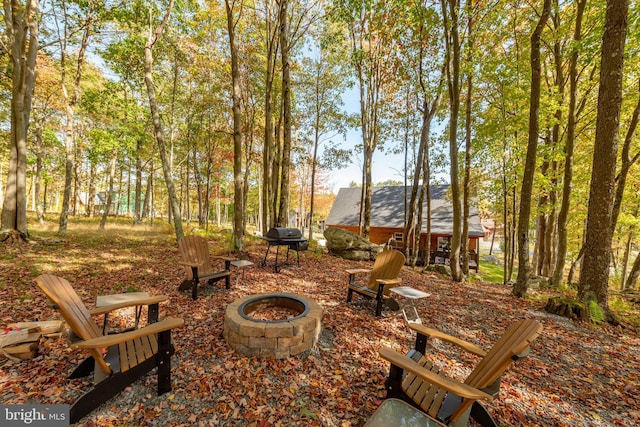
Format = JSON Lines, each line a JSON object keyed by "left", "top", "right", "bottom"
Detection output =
{"left": 238, "top": 294, "right": 309, "bottom": 322}
{"left": 224, "top": 293, "right": 323, "bottom": 359}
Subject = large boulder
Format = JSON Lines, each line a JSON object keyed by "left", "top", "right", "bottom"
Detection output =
{"left": 323, "top": 227, "right": 381, "bottom": 261}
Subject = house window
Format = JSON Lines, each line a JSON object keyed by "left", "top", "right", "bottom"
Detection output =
{"left": 394, "top": 232, "right": 403, "bottom": 242}
{"left": 437, "top": 237, "right": 450, "bottom": 252}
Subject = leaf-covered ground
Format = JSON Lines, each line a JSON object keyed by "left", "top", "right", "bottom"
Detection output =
{"left": 1, "top": 225, "right": 639, "bottom": 426}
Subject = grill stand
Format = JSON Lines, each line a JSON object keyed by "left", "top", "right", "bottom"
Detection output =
{"left": 261, "top": 240, "right": 305, "bottom": 273}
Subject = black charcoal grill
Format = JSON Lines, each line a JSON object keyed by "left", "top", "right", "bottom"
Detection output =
{"left": 261, "top": 227, "right": 309, "bottom": 272}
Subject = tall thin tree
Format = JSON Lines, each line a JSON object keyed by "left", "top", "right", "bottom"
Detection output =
{"left": 512, "top": 0, "right": 552, "bottom": 298}
{"left": 226, "top": 0, "right": 245, "bottom": 250}
{"left": 143, "top": 0, "right": 184, "bottom": 242}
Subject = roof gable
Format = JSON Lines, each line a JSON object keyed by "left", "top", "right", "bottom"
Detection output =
{"left": 326, "top": 185, "right": 484, "bottom": 237}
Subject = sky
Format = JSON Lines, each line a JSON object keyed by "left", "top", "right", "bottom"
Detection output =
{"left": 326, "top": 133, "right": 409, "bottom": 194}
{"left": 324, "top": 90, "right": 411, "bottom": 194}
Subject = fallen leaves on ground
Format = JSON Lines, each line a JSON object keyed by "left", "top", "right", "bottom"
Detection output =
{"left": 0, "top": 228, "right": 639, "bottom": 426}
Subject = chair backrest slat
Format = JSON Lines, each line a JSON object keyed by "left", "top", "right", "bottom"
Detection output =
{"left": 367, "top": 249, "right": 406, "bottom": 290}
{"left": 178, "top": 235, "right": 212, "bottom": 279}
{"left": 465, "top": 319, "right": 542, "bottom": 390}
{"left": 36, "top": 274, "right": 103, "bottom": 341}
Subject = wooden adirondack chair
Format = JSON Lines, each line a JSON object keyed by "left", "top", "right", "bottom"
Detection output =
{"left": 36, "top": 274, "right": 184, "bottom": 424}
{"left": 379, "top": 319, "right": 543, "bottom": 427}
{"left": 177, "top": 235, "right": 233, "bottom": 300}
{"left": 346, "top": 248, "right": 406, "bottom": 316}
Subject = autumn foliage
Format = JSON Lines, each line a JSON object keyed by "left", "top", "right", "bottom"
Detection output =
{"left": 0, "top": 224, "right": 638, "bottom": 426}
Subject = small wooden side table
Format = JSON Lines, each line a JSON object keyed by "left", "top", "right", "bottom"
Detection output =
{"left": 230, "top": 260, "right": 254, "bottom": 285}
{"left": 95, "top": 291, "right": 150, "bottom": 333}
{"left": 389, "top": 286, "right": 430, "bottom": 324}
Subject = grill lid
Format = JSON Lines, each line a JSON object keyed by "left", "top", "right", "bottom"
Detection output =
{"left": 267, "top": 227, "right": 303, "bottom": 240}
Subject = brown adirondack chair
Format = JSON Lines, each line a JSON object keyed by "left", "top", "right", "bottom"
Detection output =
{"left": 379, "top": 319, "right": 542, "bottom": 427}
{"left": 36, "top": 274, "right": 184, "bottom": 424}
{"left": 177, "top": 235, "right": 233, "bottom": 299}
{"left": 346, "top": 248, "right": 406, "bottom": 316}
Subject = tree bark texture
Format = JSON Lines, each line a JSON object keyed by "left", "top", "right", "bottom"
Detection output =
{"left": 58, "top": 1, "right": 93, "bottom": 236}
{"left": 441, "top": 0, "right": 463, "bottom": 281}
{"left": 513, "top": 0, "right": 552, "bottom": 298}
{"left": 461, "top": 0, "right": 474, "bottom": 275}
{"left": 226, "top": 0, "right": 245, "bottom": 251}
{"left": 578, "top": 0, "right": 629, "bottom": 322}
{"left": 1, "top": 0, "right": 39, "bottom": 239}
{"left": 552, "top": 0, "right": 586, "bottom": 287}
{"left": 277, "top": 0, "right": 291, "bottom": 228}
{"left": 99, "top": 149, "right": 117, "bottom": 229}
{"left": 143, "top": 0, "right": 184, "bottom": 242}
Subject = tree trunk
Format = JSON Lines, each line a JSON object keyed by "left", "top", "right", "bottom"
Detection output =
{"left": 226, "top": 0, "right": 245, "bottom": 251}
{"left": 276, "top": 0, "right": 291, "bottom": 228}
{"left": 309, "top": 79, "right": 321, "bottom": 242}
{"left": 262, "top": 4, "right": 279, "bottom": 233}
{"left": 99, "top": 149, "right": 117, "bottom": 229}
{"left": 552, "top": 0, "right": 586, "bottom": 287}
{"left": 87, "top": 162, "right": 96, "bottom": 217}
{"left": 133, "top": 139, "right": 143, "bottom": 224}
{"left": 625, "top": 250, "right": 640, "bottom": 291}
{"left": 142, "top": 161, "right": 153, "bottom": 221}
{"left": 1, "top": 0, "right": 39, "bottom": 240}
{"left": 143, "top": 0, "right": 183, "bottom": 242}
{"left": 610, "top": 81, "right": 640, "bottom": 229}
{"left": 58, "top": 1, "right": 93, "bottom": 237}
{"left": 513, "top": 0, "right": 552, "bottom": 298}
{"left": 461, "top": 0, "right": 474, "bottom": 276}
{"left": 33, "top": 116, "right": 44, "bottom": 224}
{"left": 442, "top": 0, "right": 463, "bottom": 282}
{"left": 621, "top": 231, "right": 633, "bottom": 289}
{"left": 578, "top": 0, "right": 629, "bottom": 324}
{"left": 502, "top": 142, "right": 510, "bottom": 284}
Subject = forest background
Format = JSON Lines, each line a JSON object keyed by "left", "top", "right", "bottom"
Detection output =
{"left": 2, "top": 0, "right": 640, "bottom": 324}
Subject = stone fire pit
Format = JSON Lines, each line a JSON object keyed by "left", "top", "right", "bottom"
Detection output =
{"left": 223, "top": 293, "right": 323, "bottom": 359}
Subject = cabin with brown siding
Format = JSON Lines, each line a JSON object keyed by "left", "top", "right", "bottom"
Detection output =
{"left": 326, "top": 185, "right": 484, "bottom": 269}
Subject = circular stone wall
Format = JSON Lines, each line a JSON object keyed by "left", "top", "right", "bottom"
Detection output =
{"left": 223, "top": 293, "right": 323, "bottom": 359}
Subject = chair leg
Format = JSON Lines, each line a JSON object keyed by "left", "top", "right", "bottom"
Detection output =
{"left": 375, "top": 285, "right": 386, "bottom": 317}
{"left": 469, "top": 401, "right": 498, "bottom": 427}
{"left": 225, "top": 274, "right": 230, "bottom": 289}
{"left": 346, "top": 287, "right": 354, "bottom": 303}
{"left": 69, "top": 356, "right": 95, "bottom": 379}
{"left": 70, "top": 356, "right": 157, "bottom": 424}
{"left": 191, "top": 267, "right": 200, "bottom": 300}
{"left": 385, "top": 363, "right": 404, "bottom": 398}
{"left": 157, "top": 330, "right": 174, "bottom": 395}
{"left": 148, "top": 303, "right": 159, "bottom": 324}
{"left": 414, "top": 332, "right": 427, "bottom": 355}
{"left": 375, "top": 298, "right": 383, "bottom": 317}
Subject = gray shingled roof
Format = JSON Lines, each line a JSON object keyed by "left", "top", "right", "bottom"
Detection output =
{"left": 326, "top": 185, "right": 484, "bottom": 237}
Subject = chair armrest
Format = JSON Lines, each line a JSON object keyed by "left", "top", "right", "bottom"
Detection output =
{"left": 179, "top": 260, "right": 204, "bottom": 268}
{"left": 379, "top": 347, "right": 493, "bottom": 401}
{"left": 214, "top": 255, "right": 235, "bottom": 262}
{"left": 409, "top": 323, "right": 486, "bottom": 357}
{"left": 345, "top": 268, "right": 371, "bottom": 275}
{"left": 376, "top": 278, "right": 401, "bottom": 286}
{"left": 73, "top": 318, "right": 184, "bottom": 349}
{"left": 89, "top": 295, "right": 169, "bottom": 316}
